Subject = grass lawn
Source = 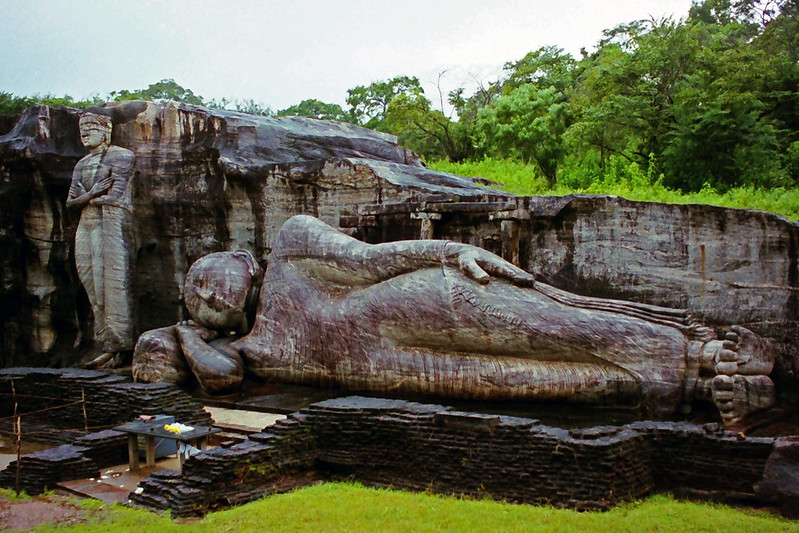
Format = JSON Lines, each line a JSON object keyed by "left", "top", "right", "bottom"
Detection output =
{"left": 14, "top": 482, "right": 798, "bottom": 532}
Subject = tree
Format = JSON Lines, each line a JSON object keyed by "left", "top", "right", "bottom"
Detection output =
{"left": 502, "top": 46, "right": 577, "bottom": 95}
{"left": 753, "top": 0, "right": 799, "bottom": 179}
{"left": 382, "top": 72, "right": 475, "bottom": 161}
{"left": 110, "top": 79, "right": 204, "bottom": 105}
{"left": 0, "top": 92, "right": 102, "bottom": 115}
{"left": 346, "top": 76, "right": 424, "bottom": 130}
{"left": 0, "top": 92, "right": 35, "bottom": 115}
{"left": 386, "top": 92, "right": 473, "bottom": 162}
{"left": 277, "top": 99, "right": 353, "bottom": 122}
{"left": 658, "top": 13, "right": 782, "bottom": 190}
{"left": 563, "top": 5, "right": 790, "bottom": 191}
{"left": 564, "top": 44, "right": 644, "bottom": 172}
{"left": 477, "top": 85, "right": 569, "bottom": 185}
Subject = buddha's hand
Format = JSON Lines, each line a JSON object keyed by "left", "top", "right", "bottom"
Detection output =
{"left": 454, "top": 245, "right": 536, "bottom": 287}
{"left": 89, "top": 174, "right": 112, "bottom": 197}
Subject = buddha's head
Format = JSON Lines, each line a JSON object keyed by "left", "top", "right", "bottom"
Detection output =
{"left": 183, "top": 250, "right": 263, "bottom": 334}
{"left": 78, "top": 113, "right": 112, "bottom": 151}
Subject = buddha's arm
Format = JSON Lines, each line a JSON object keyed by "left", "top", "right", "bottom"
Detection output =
{"left": 274, "top": 215, "right": 535, "bottom": 287}
{"left": 91, "top": 148, "right": 135, "bottom": 206}
{"left": 66, "top": 163, "right": 110, "bottom": 209}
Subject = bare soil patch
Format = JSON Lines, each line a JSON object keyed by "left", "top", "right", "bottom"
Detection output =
{"left": 0, "top": 493, "right": 91, "bottom": 530}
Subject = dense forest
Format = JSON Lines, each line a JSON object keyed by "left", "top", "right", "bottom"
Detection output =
{"left": 2, "top": 0, "right": 797, "bottom": 213}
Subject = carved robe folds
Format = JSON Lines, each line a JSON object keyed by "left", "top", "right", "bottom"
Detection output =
{"left": 71, "top": 145, "right": 136, "bottom": 352}
{"left": 233, "top": 216, "right": 775, "bottom": 423}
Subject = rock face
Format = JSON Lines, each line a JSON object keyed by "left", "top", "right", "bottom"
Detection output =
{"left": 755, "top": 436, "right": 799, "bottom": 517}
{"left": 0, "top": 101, "right": 501, "bottom": 367}
{"left": 344, "top": 196, "right": 799, "bottom": 404}
{"left": 0, "top": 101, "right": 797, "bottom": 408}
{"left": 526, "top": 197, "right": 799, "bottom": 400}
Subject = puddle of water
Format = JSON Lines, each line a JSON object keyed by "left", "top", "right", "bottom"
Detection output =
{"left": 0, "top": 435, "right": 53, "bottom": 471}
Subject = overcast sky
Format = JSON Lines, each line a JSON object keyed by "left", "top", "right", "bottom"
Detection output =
{"left": 1, "top": 0, "right": 694, "bottom": 111}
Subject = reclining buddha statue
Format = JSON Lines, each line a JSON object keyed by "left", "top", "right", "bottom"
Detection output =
{"left": 134, "top": 215, "right": 776, "bottom": 425}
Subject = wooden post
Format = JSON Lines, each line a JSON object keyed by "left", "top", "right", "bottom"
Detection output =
{"left": 145, "top": 435, "right": 156, "bottom": 466}
{"left": 127, "top": 434, "right": 140, "bottom": 471}
{"left": 11, "top": 380, "right": 20, "bottom": 496}
{"left": 81, "top": 388, "right": 88, "bottom": 433}
{"left": 14, "top": 416, "right": 21, "bottom": 496}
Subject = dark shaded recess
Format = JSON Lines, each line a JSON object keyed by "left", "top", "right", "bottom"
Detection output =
{"left": 0, "top": 183, "right": 26, "bottom": 367}
{"left": 777, "top": 227, "right": 799, "bottom": 406}
{"left": 288, "top": 177, "right": 321, "bottom": 218}
{"left": 361, "top": 213, "right": 421, "bottom": 244}
{"left": 0, "top": 113, "right": 21, "bottom": 136}
{"left": 45, "top": 203, "right": 82, "bottom": 368}
{"left": 47, "top": 109, "right": 89, "bottom": 161}
{"left": 544, "top": 202, "right": 579, "bottom": 291}
{"left": 136, "top": 241, "right": 182, "bottom": 332}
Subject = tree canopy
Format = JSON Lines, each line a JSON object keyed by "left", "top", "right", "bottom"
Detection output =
{"left": 276, "top": 99, "right": 353, "bottom": 122}
{"left": 2, "top": 0, "right": 796, "bottom": 192}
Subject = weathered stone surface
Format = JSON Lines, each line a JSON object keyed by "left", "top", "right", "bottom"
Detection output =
{"left": 524, "top": 197, "right": 799, "bottom": 401}
{"left": 755, "top": 436, "right": 799, "bottom": 517}
{"left": 1, "top": 101, "right": 797, "bottom": 411}
{"left": 131, "top": 325, "right": 192, "bottom": 385}
{"left": 183, "top": 250, "right": 262, "bottom": 333}
{"left": 230, "top": 215, "right": 773, "bottom": 423}
{"left": 348, "top": 196, "right": 799, "bottom": 405}
{"left": 68, "top": 113, "right": 137, "bottom": 355}
{"left": 0, "top": 102, "right": 498, "bottom": 367}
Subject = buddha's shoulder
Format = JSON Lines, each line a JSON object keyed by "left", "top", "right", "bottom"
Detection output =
{"left": 105, "top": 145, "right": 135, "bottom": 163}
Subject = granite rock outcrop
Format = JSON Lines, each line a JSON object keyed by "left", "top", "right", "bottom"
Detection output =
{"left": 0, "top": 101, "right": 501, "bottom": 367}
{"left": 1, "top": 101, "right": 797, "bottom": 408}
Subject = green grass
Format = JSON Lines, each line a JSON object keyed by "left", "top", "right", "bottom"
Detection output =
{"left": 27, "top": 482, "right": 799, "bottom": 532}
{"left": 430, "top": 158, "right": 799, "bottom": 221}
{"left": 0, "top": 487, "right": 30, "bottom": 500}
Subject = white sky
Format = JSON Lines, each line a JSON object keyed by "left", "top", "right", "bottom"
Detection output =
{"left": 1, "top": 0, "right": 693, "bottom": 112}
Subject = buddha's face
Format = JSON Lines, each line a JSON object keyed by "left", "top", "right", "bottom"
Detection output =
{"left": 184, "top": 251, "right": 259, "bottom": 333}
{"left": 79, "top": 124, "right": 107, "bottom": 150}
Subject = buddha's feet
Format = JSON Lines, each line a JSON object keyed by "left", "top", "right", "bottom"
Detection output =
{"left": 713, "top": 325, "right": 774, "bottom": 376}
{"left": 711, "top": 374, "right": 775, "bottom": 425}
{"left": 701, "top": 326, "right": 776, "bottom": 425}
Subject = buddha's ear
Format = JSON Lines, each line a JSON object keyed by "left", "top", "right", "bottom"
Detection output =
{"left": 233, "top": 249, "right": 262, "bottom": 277}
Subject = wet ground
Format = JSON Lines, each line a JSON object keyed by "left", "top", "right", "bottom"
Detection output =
{"left": 0, "top": 493, "right": 89, "bottom": 531}
{"left": 0, "top": 404, "right": 287, "bottom": 510}
{"left": 0, "top": 437, "right": 51, "bottom": 472}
